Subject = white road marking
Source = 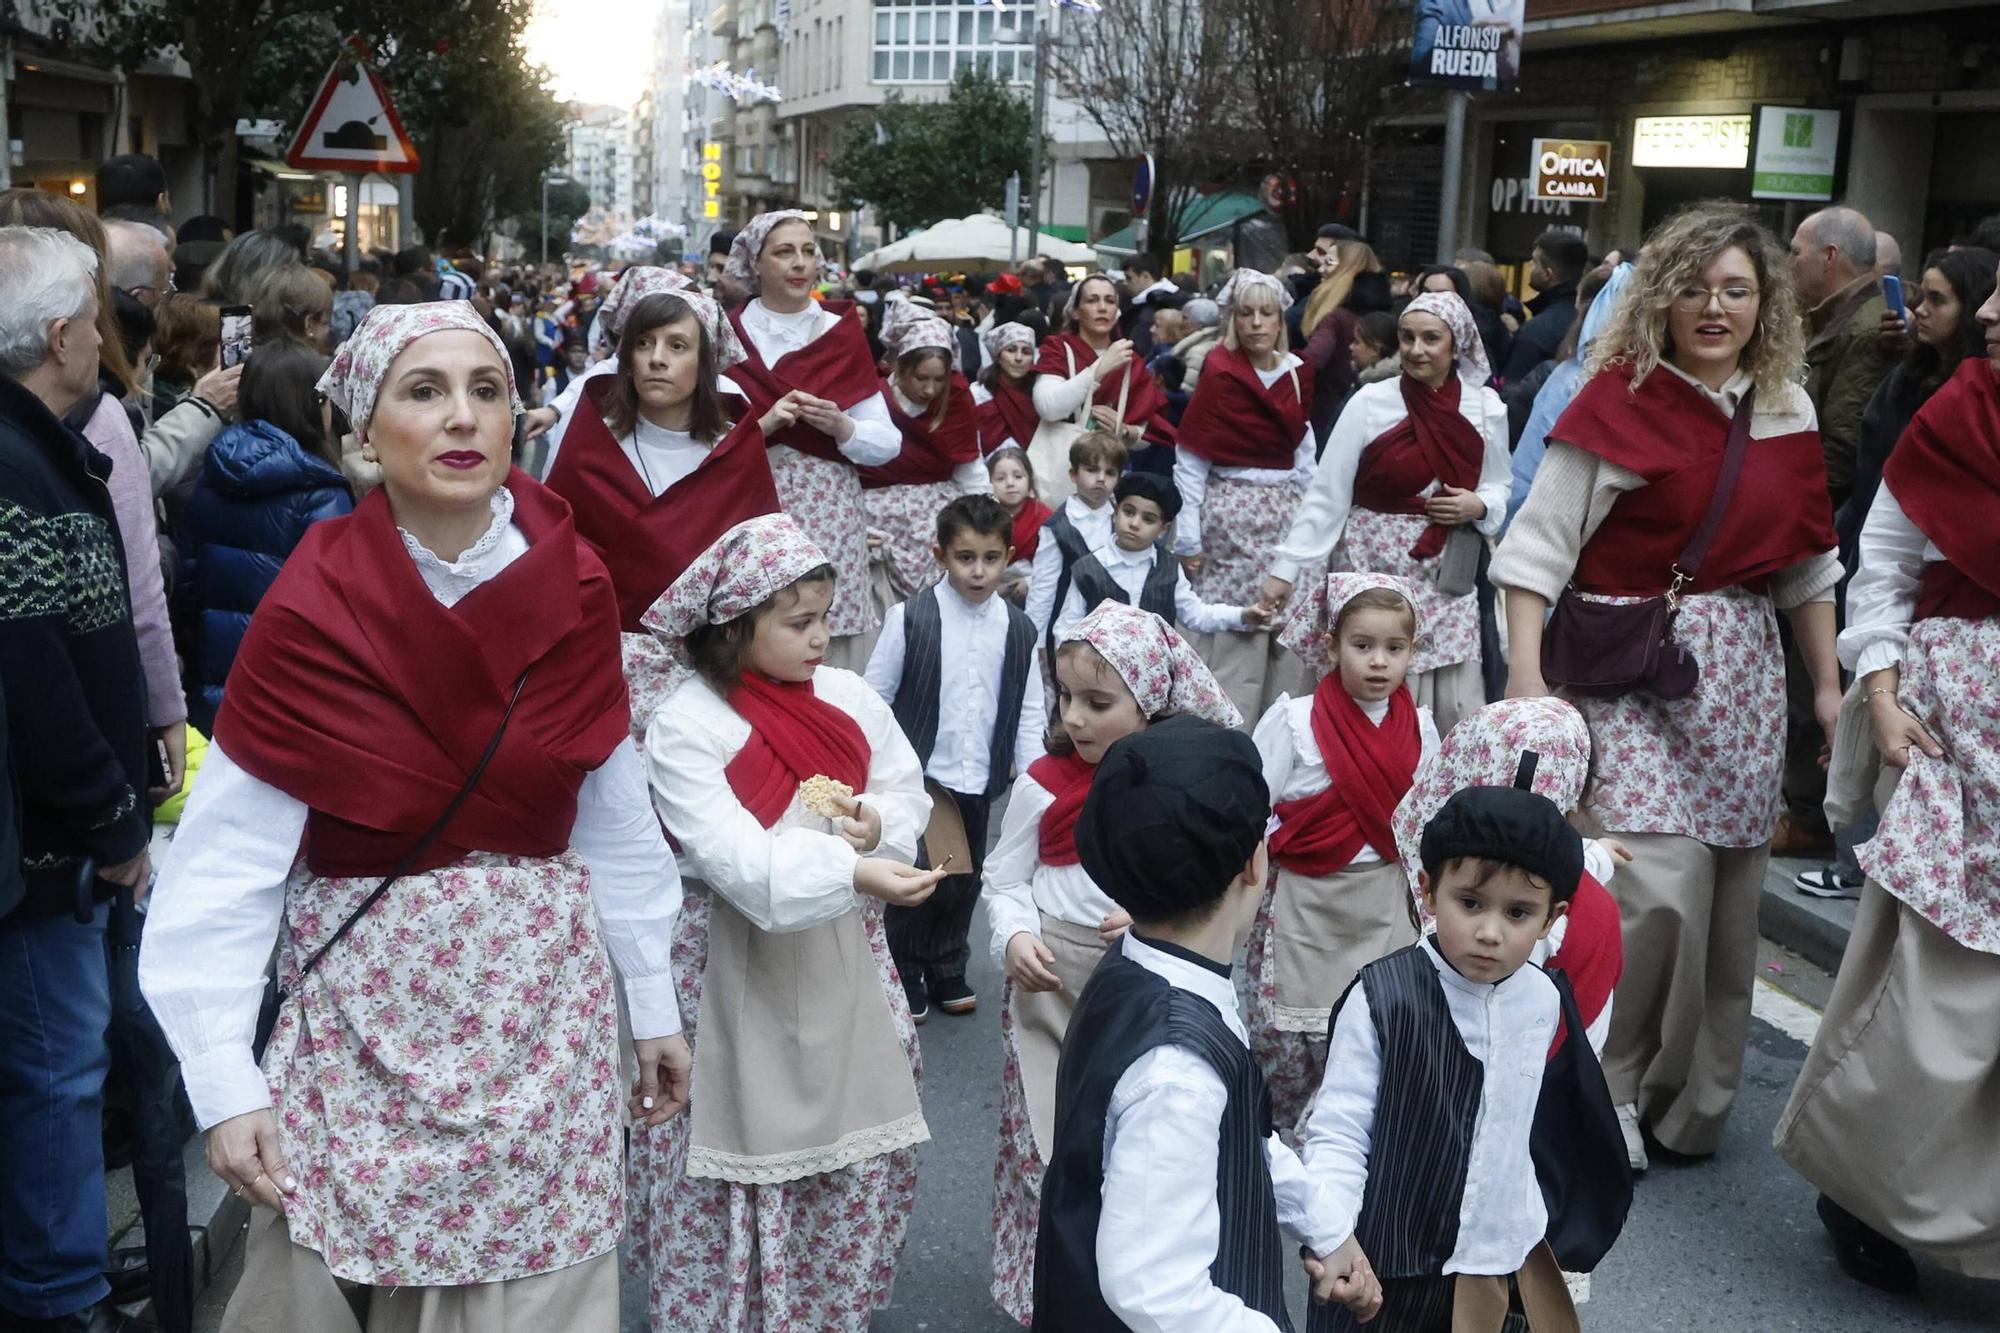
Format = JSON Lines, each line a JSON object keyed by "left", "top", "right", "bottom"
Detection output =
{"left": 1752, "top": 977, "right": 1824, "bottom": 1046}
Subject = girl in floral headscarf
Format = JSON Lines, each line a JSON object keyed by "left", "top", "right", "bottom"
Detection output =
{"left": 984, "top": 603, "right": 1239, "bottom": 1323}
{"left": 630, "top": 507, "right": 944, "bottom": 1333}
{"left": 141, "top": 303, "right": 688, "bottom": 1332}
{"left": 1258, "top": 290, "right": 1511, "bottom": 736}
{"left": 973, "top": 320, "right": 1042, "bottom": 455}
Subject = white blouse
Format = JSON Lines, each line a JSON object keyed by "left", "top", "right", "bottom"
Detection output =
{"left": 1024, "top": 495, "right": 1116, "bottom": 640}
{"left": 1839, "top": 481, "right": 1947, "bottom": 677}
{"left": 1172, "top": 354, "right": 1317, "bottom": 556}
{"left": 1268, "top": 374, "right": 1511, "bottom": 585}
{"left": 140, "top": 491, "right": 685, "bottom": 1132}
{"left": 723, "top": 299, "right": 902, "bottom": 467}
{"left": 1051, "top": 539, "right": 1248, "bottom": 644}
{"left": 984, "top": 768, "right": 1121, "bottom": 966}
{"left": 643, "top": 666, "right": 931, "bottom": 934}
{"left": 1252, "top": 693, "right": 1442, "bottom": 865}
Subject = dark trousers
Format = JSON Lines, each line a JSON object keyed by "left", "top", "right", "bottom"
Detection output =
{"left": 0, "top": 904, "right": 112, "bottom": 1320}
{"left": 887, "top": 788, "right": 993, "bottom": 984}
{"left": 1779, "top": 612, "right": 1831, "bottom": 837}
{"left": 1476, "top": 541, "right": 1506, "bottom": 704}
{"left": 105, "top": 895, "right": 195, "bottom": 1333}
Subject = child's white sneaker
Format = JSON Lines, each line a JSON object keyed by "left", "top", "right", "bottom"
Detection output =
{"left": 1615, "top": 1101, "right": 1648, "bottom": 1172}
{"left": 1563, "top": 1269, "right": 1592, "bottom": 1305}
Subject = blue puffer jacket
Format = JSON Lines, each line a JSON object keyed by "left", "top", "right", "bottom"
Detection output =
{"left": 185, "top": 419, "right": 353, "bottom": 733}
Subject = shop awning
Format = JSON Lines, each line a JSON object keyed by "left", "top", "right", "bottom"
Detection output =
{"left": 1093, "top": 191, "right": 1266, "bottom": 257}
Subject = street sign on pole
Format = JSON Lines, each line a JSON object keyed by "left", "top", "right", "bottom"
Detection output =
{"left": 1132, "top": 153, "right": 1153, "bottom": 217}
{"left": 286, "top": 40, "right": 420, "bottom": 175}
{"left": 1005, "top": 171, "right": 1021, "bottom": 264}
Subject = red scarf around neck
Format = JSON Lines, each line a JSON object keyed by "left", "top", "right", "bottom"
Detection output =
{"left": 1028, "top": 750, "right": 1097, "bottom": 867}
{"left": 1175, "top": 344, "right": 1312, "bottom": 468}
{"left": 979, "top": 375, "right": 1041, "bottom": 454}
{"left": 1351, "top": 373, "right": 1484, "bottom": 559}
{"left": 726, "top": 301, "right": 881, "bottom": 465}
{"left": 213, "top": 472, "right": 630, "bottom": 878}
{"left": 1883, "top": 356, "right": 2000, "bottom": 616}
{"left": 1010, "top": 496, "right": 1053, "bottom": 563}
{"left": 859, "top": 373, "right": 981, "bottom": 489}
{"left": 725, "top": 670, "right": 872, "bottom": 829}
{"left": 1268, "top": 678, "right": 1422, "bottom": 877}
{"left": 1031, "top": 331, "right": 1177, "bottom": 448}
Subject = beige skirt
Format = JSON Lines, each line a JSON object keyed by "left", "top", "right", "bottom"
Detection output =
{"left": 1270, "top": 859, "right": 1417, "bottom": 1034}
{"left": 1774, "top": 881, "right": 2000, "bottom": 1279}
{"left": 1011, "top": 912, "right": 1110, "bottom": 1160}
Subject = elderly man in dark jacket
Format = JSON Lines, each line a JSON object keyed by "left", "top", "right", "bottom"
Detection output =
{"left": 0, "top": 224, "right": 154, "bottom": 1333}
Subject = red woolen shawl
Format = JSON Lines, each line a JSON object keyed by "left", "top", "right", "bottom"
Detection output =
{"left": 726, "top": 300, "right": 883, "bottom": 464}
{"left": 1269, "top": 679, "right": 1422, "bottom": 877}
{"left": 724, "top": 670, "right": 873, "bottom": 829}
{"left": 1175, "top": 344, "right": 1312, "bottom": 469}
{"left": 1882, "top": 356, "right": 2000, "bottom": 614}
{"left": 1028, "top": 750, "right": 1097, "bottom": 867}
{"left": 1350, "top": 373, "right": 1485, "bottom": 560}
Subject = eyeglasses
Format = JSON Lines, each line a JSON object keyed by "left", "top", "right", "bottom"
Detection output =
{"left": 1671, "top": 284, "right": 1758, "bottom": 312}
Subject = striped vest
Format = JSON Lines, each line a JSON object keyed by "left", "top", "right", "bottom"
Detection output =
{"left": 1066, "top": 541, "right": 1179, "bottom": 625}
{"left": 888, "top": 585, "right": 1036, "bottom": 800}
{"left": 1041, "top": 508, "right": 1094, "bottom": 658}
{"left": 1034, "top": 945, "right": 1292, "bottom": 1331}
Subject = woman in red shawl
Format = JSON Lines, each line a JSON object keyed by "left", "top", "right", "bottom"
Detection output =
{"left": 973, "top": 320, "right": 1042, "bottom": 456}
{"left": 1776, "top": 263, "right": 2000, "bottom": 1293}
{"left": 1175, "top": 268, "right": 1319, "bottom": 722}
{"left": 139, "top": 303, "right": 688, "bottom": 1331}
{"left": 1495, "top": 205, "right": 1842, "bottom": 1172}
{"left": 1027, "top": 273, "right": 1176, "bottom": 501}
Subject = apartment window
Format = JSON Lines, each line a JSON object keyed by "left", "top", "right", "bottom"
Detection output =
{"left": 870, "top": 0, "right": 1029, "bottom": 85}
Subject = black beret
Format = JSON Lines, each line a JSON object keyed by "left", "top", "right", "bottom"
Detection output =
{"left": 1114, "top": 470, "right": 1182, "bottom": 521}
{"left": 1419, "top": 784, "right": 1584, "bottom": 903}
{"left": 1076, "top": 715, "right": 1270, "bottom": 921}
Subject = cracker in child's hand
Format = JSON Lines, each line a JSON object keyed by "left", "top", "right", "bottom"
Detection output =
{"left": 800, "top": 775, "right": 854, "bottom": 820}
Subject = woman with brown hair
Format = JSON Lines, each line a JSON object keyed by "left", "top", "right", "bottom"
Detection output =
{"left": 150, "top": 292, "right": 221, "bottom": 421}
{"left": 1299, "top": 239, "right": 1387, "bottom": 445}
{"left": 1028, "top": 273, "right": 1177, "bottom": 499}
{"left": 1495, "top": 203, "right": 1843, "bottom": 1170}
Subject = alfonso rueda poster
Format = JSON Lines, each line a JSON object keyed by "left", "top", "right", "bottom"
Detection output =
{"left": 1411, "top": 0, "right": 1524, "bottom": 94}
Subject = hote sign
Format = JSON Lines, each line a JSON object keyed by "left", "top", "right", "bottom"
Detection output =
{"left": 1532, "top": 138, "right": 1612, "bottom": 203}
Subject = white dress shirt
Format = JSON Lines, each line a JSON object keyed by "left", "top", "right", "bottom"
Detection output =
{"left": 1173, "top": 354, "right": 1317, "bottom": 555}
{"left": 1097, "top": 932, "right": 1347, "bottom": 1332}
{"left": 1052, "top": 539, "right": 1247, "bottom": 643}
{"left": 1301, "top": 936, "right": 1557, "bottom": 1276}
{"left": 1269, "top": 375, "right": 1511, "bottom": 585}
{"left": 984, "top": 769, "right": 1119, "bottom": 965}
{"left": 140, "top": 488, "right": 684, "bottom": 1131}
{"left": 723, "top": 299, "right": 902, "bottom": 467}
{"left": 643, "top": 665, "right": 930, "bottom": 934}
{"left": 862, "top": 582, "right": 1045, "bottom": 794}
{"left": 1025, "top": 495, "right": 1115, "bottom": 638}
{"left": 1838, "top": 481, "right": 1945, "bottom": 677}
{"left": 886, "top": 384, "right": 996, "bottom": 496}
{"left": 1253, "top": 693, "right": 1441, "bottom": 865}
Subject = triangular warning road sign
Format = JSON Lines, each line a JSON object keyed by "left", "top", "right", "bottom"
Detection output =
{"left": 285, "top": 41, "right": 421, "bottom": 175}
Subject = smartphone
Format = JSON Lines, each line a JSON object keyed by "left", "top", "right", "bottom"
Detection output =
{"left": 219, "top": 304, "right": 254, "bottom": 368}
{"left": 1880, "top": 274, "right": 1905, "bottom": 324}
{"left": 147, "top": 735, "right": 170, "bottom": 790}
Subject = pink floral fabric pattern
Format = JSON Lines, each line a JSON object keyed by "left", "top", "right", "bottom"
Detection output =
{"left": 1334, "top": 509, "right": 1479, "bottom": 675}
{"left": 639, "top": 511, "right": 829, "bottom": 658}
{"left": 621, "top": 631, "right": 687, "bottom": 744}
{"left": 1860, "top": 616, "right": 2000, "bottom": 954}
{"left": 1402, "top": 290, "right": 1491, "bottom": 386}
{"left": 264, "top": 850, "right": 622, "bottom": 1286}
{"left": 1060, "top": 603, "right": 1241, "bottom": 727}
{"left": 726, "top": 209, "right": 816, "bottom": 289}
{"left": 1215, "top": 268, "right": 1294, "bottom": 314}
{"left": 863, "top": 482, "right": 956, "bottom": 603}
{"left": 1195, "top": 477, "right": 1304, "bottom": 609}
{"left": 627, "top": 883, "right": 922, "bottom": 1330}
{"left": 770, "top": 450, "right": 879, "bottom": 639}
{"left": 981, "top": 321, "right": 1036, "bottom": 361}
{"left": 1278, "top": 571, "right": 1421, "bottom": 679}
{"left": 1242, "top": 881, "right": 1329, "bottom": 1146}
{"left": 593, "top": 267, "right": 744, "bottom": 369}
{"left": 990, "top": 979, "right": 1042, "bottom": 1326}
{"left": 316, "top": 302, "right": 520, "bottom": 433}
{"left": 880, "top": 305, "right": 961, "bottom": 369}
{"left": 1572, "top": 587, "right": 1784, "bottom": 847}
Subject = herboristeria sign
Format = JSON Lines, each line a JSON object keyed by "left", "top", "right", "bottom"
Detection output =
{"left": 1409, "top": 0, "right": 1525, "bottom": 94}
{"left": 1532, "top": 139, "right": 1612, "bottom": 204}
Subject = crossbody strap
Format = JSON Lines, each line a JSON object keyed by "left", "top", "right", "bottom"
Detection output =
{"left": 1670, "top": 385, "right": 1757, "bottom": 594}
{"left": 285, "top": 668, "right": 532, "bottom": 996}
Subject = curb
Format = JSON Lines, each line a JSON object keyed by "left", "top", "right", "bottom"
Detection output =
{"left": 1757, "top": 857, "right": 1857, "bottom": 976}
{"left": 111, "top": 1136, "right": 250, "bottom": 1322}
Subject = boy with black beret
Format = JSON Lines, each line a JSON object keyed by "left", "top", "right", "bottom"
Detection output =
{"left": 1033, "top": 715, "right": 1381, "bottom": 1331}
{"left": 1299, "top": 780, "right": 1597, "bottom": 1333}
{"left": 1051, "top": 472, "right": 1268, "bottom": 642}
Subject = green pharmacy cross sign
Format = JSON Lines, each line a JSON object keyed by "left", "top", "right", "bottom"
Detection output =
{"left": 1752, "top": 105, "right": 1839, "bottom": 202}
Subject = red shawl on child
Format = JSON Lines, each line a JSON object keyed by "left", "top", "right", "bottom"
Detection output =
{"left": 1176, "top": 345, "right": 1312, "bottom": 468}
{"left": 1351, "top": 373, "right": 1485, "bottom": 559}
{"left": 859, "top": 374, "right": 981, "bottom": 489}
{"left": 726, "top": 300, "right": 881, "bottom": 464}
{"left": 1269, "top": 679, "right": 1422, "bottom": 877}
{"left": 214, "top": 471, "right": 630, "bottom": 878}
{"left": 1547, "top": 871, "right": 1623, "bottom": 1058}
{"left": 979, "top": 376, "right": 1041, "bottom": 455}
{"left": 1882, "top": 356, "right": 2000, "bottom": 621}
{"left": 1029, "top": 750, "right": 1096, "bottom": 867}
{"left": 1031, "top": 332, "right": 1177, "bottom": 449}
{"left": 725, "top": 671, "right": 872, "bottom": 829}
{"left": 1010, "top": 497, "right": 1053, "bottom": 563}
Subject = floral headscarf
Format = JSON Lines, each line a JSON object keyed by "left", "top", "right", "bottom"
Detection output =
{"left": 640, "top": 513, "right": 829, "bottom": 665}
{"left": 1058, "top": 604, "right": 1241, "bottom": 728}
{"left": 980, "top": 320, "right": 1037, "bottom": 361}
{"left": 1215, "top": 267, "right": 1292, "bottom": 313}
{"left": 1401, "top": 290, "right": 1491, "bottom": 387}
{"left": 725, "top": 209, "right": 815, "bottom": 290}
{"left": 317, "top": 301, "right": 520, "bottom": 434}
{"left": 881, "top": 301, "right": 960, "bottom": 370}
{"left": 595, "top": 266, "right": 746, "bottom": 372}
{"left": 1391, "top": 696, "right": 1593, "bottom": 907}
{"left": 1277, "top": 573, "right": 1422, "bottom": 678}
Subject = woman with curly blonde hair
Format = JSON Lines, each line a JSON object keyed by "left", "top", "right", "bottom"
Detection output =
{"left": 1493, "top": 203, "right": 1842, "bottom": 1170}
